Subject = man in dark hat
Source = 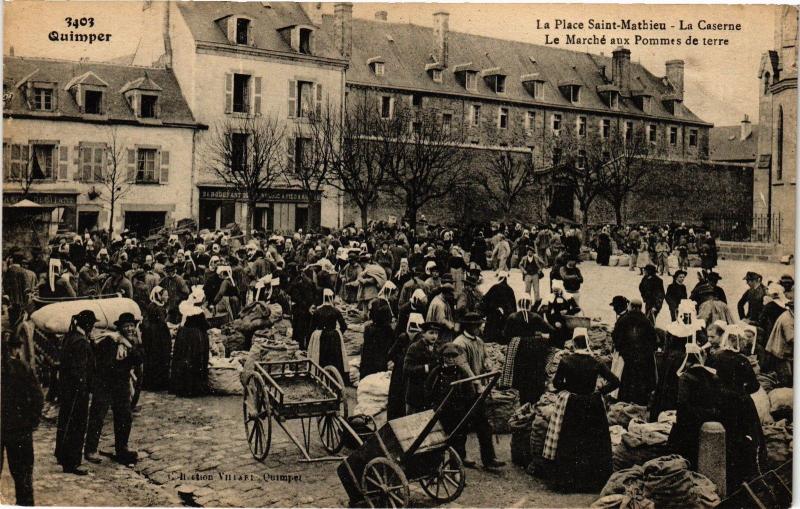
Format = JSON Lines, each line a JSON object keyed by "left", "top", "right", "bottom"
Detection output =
{"left": 84, "top": 312, "right": 142, "bottom": 465}
{"left": 665, "top": 270, "right": 688, "bottom": 321}
{"left": 398, "top": 263, "right": 428, "bottom": 307}
{"left": 639, "top": 263, "right": 665, "bottom": 324}
{"left": 427, "top": 275, "right": 457, "bottom": 342}
{"left": 737, "top": 271, "right": 767, "bottom": 322}
{"left": 696, "top": 283, "right": 735, "bottom": 325}
{"left": 779, "top": 274, "right": 794, "bottom": 301}
{"left": 2, "top": 327, "right": 44, "bottom": 504}
{"left": 159, "top": 262, "right": 190, "bottom": 324}
{"left": 690, "top": 271, "right": 726, "bottom": 305}
{"left": 404, "top": 322, "right": 443, "bottom": 414}
{"left": 456, "top": 271, "right": 483, "bottom": 321}
{"left": 100, "top": 264, "right": 133, "bottom": 298}
{"left": 56, "top": 310, "right": 98, "bottom": 475}
{"left": 610, "top": 296, "right": 630, "bottom": 318}
{"left": 452, "top": 312, "right": 505, "bottom": 470}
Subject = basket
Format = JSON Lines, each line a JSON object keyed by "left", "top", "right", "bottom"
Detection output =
{"left": 564, "top": 315, "right": 591, "bottom": 333}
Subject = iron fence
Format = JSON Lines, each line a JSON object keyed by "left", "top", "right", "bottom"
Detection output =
{"left": 702, "top": 213, "right": 782, "bottom": 244}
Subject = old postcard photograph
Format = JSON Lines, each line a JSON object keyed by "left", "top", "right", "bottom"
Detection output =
{"left": 0, "top": 1, "right": 796, "bottom": 507}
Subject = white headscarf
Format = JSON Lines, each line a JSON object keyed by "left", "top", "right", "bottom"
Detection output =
{"left": 150, "top": 285, "right": 166, "bottom": 306}
{"left": 571, "top": 327, "right": 592, "bottom": 354}
{"left": 179, "top": 286, "right": 206, "bottom": 326}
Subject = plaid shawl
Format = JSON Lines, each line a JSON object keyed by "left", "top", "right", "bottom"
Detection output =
{"left": 542, "top": 390, "right": 570, "bottom": 460}
{"left": 499, "top": 337, "right": 521, "bottom": 389}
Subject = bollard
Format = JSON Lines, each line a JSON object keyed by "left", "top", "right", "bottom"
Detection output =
{"left": 697, "top": 421, "right": 726, "bottom": 498}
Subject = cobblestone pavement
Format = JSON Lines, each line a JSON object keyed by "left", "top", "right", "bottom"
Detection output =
{"left": 1, "top": 259, "right": 788, "bottom": 507}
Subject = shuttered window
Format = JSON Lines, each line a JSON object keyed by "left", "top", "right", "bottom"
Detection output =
{"left": 136, "top": 148, "right": 158, "bottom": 183}
{"left": 80, "top": 145, "right": 105, "bottom": 182}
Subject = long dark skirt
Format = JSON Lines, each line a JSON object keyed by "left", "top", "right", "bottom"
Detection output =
{"left": 618, "top": 359, "right": 656, "bottom": 406}
{"left": 170, "top": 326, "right": 210, "bottom": 397}
{"left": 142, "top": 320, "right": 172, "bottom": 391}
{"left": 54, "top": 384, "right": 90, "bottom": 468}
{"left": 549, "top": 392, "right": 612, "bottom": 493}
{"left": 597, "top": 242, "right": 612, "bottom": 266}
{"left": 649, "top": 349, "right": 684, "bottom": 421}
{"left": 318, "top": 330, "right": 346, "bottom": 383}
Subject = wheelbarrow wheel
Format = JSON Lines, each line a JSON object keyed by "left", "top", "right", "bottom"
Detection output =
{"left": 361, "top": 457, "right": 410, "bottom": 508}
{"left": 243, "top": 373, "right": 271, "bottom": 461}
{"left": 317, "top": 366, "right": 348, "bottom": 454}
{"left": 420, "top": 446, "right": 465, "bottom": 503}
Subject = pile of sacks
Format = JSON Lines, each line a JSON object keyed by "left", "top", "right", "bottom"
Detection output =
{"left": 486, "top": 388, "right": 519, "bottom": 434}
{"left": 209, "top": 356, "right": 244, "bottom": 395}
{"left": 757, "top": 372, "right": 780, "bottom": 392}
{"left": 528, "top": 392, "right": 561, "bottom": 458}
{"left": 607, "top": 402, "right": 650, "bottom": 428}
{"left": 588, "top": 324, "right": 614, "bottom": 366}
{"left": 353, "top": 371, "right": 390, "bottom": 417}
{"left": 251, "top": 329, "right": 301, "bottom": 362}
{"left": 593, "top": 455, "right": 720, "bottom": 509}
{"left": 508, "top": 402, "right": 536, "bottom": 467}
{"left": 762, "top": 419, "right": 793, "bottom": 470}
{"left": 229, "top": 302, "right": 279, "bottom": 335}
{"left": 208, "top": 325, "right": 246, "bottom": 357}
{"left": 768, "top": 388, "right": 792, "bottom": 421}
{"left": 612, "top": 413, "right": 675, "bottom": 471}
{"left": 484, "top": 342, "right": 507, "bottom": 373}
{"left": 348, "top": 357, "right": 361, "bottom": 386}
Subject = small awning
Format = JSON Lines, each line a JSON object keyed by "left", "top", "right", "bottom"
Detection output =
{"left": 8, "top": 199, "right": 43, "bottom": 208}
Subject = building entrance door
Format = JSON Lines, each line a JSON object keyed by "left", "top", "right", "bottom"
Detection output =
{"left": 78, "top": 211, "right": 99, "bottom": 234}
{"left": 124, "top": 211, "right": 166, "bottom": 238}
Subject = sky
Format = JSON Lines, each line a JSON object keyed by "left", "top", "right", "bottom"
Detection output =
{"left": 3, "top": 1, "right": 780, "bottom": 126}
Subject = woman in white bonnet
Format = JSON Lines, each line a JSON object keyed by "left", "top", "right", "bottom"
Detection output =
{"left": 170, "top": 286, "right": 211, "bottom": 397}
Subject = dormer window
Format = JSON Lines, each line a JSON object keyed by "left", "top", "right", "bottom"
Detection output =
{"left": 299, "top": 28, "right": 312, "bottom": 54}
{"left": 140, "top": 94, "right": 158, "bottom": 118}
{"left": 521, "top": 74, "right": 545, "bottom": 100}
{"left": 465, "top": 72, "right": 477, "bottom": 91}
{"left": 432, "top": 69, "right": 443, "bottom": 83}
{"left": 454, "top": 64, "right": 480, "bottom": 92}
{"left": 374, "top": 62, "right": 385, "bottom": 76}
{"left": 632, "top": 92, "right": 653, "bottom": 113}
{"left": 84, "top": 90, "right": 103, "bottom": 114}
{"left": 492, "top": 75, "right": 506, "bottom": 94}
{"left": 610, "top": 92, "right": 620, "bottom": 110}
{"left": 482, "top": 68, "right": 506, "bottom": 94}
{"left": 597, "top": 84, "right": 620, "bottom": 110}
{"left": 558, "top": 81, "right": 581, "bottom": 104}
{"left": 236, "top": 18, "right": 250, "bottom": 44}
{"left": 32, "top": 86, "right": 54, "bottom": 111}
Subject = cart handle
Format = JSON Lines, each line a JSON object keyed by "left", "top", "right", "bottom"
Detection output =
{"left": 401, "top": 370, "right": 500, "bottom": 461}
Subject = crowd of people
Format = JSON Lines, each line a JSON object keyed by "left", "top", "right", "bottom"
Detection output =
{"left": 0, "top": 218, "right": 793, "bottom": 505}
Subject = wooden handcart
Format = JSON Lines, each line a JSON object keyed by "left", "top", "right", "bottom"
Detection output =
{"left": 337, "top": 370, "right": 500, "bottom": 508}
{"left": 242, "top": 358, "right": 360, "bottom": 462}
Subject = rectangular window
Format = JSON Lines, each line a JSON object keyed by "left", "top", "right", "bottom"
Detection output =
{"left": 689, "top": 129, "right": 698, "bottom": 147}
{"left": 525, "top": 111, "right": 535, "bottom": 131}
{"left": 577, "top": 149, "right": 586, "bottom": 169}
{"left": 232, "top": 133, "right": 248, "bottom": 171}
{"left": 493, "top": 75, "right": 506, "bottom": 94}
{"left": 294, "top": 137, "right": 311, "bottom": 171}
{"left": 374, "top": 62, "right": 385, "bottom": 76}
{"left": 442, "top": 113, "right": 452, "bottom": 136}
{"left": 568, "top": 85, "right": 580, "bottom": 103}
{"left": 641, "top": 96, "right": 652, "bottom": 113}
{"left": 30, "top": 144, "right": 55, "bottom": 180}
{"left": 648, "top": 124, "right": 657, "bottom": 143}
{"left": 532, "top": 81, "right": 543, "bottom": 99}
{"left": 380, "top": 96, "right": 393, "bottom": 119}
{"left": 577, "top": 116, "right": 587, "bottom": 136}
{"left": 498, "top": 107, "right": 509, "bottom": 129}
{"left": 465, "top": 72, "right": 477, "bottom": 91}
{"left": 236, "top": 18, "right": 250, "bottom": 44}
{"left": 471, "top": 104, "right": 481, "bottom": 126}
{"left": 602, "top": 119, "right": 611, "bottom": 139}
{"left": 136, "top": 148, "right": 158, "bottom": 183}
{"left": 552, "top": 147, "right": 562, "bottom": 166}
{"left": 669, "top": 126, "right": 678, "bottom": 145}
{"left": 411, "top": 121, "right": 422, "bottom": 137}
{"left": 7, "top": 144, "right": 29, "bottom": 180}
{"left": 299, "top": 28, "right": 313, "bottom": 54}
{"left": 625, "top": 121, "right": 634, "bottom": 143}
{"left": 552, "top": 113, "right": 562, "bottom": 134}
{"left": 33, "top": 87, "right": 53, "bottom": 111}
{"left": 297, "top": 80, "right": 314, "bottom": 117}
{"left": 80, "top": 145, "right": 105, "bottom": 182}
{"left": 432, "top": 69, "right": 443, "bottom": 83}
{"left": 412, "top": 93, "right": 423, "bottom": 107}
{"left": 140, "top": 94, "right": 158, "bottom": 118}
{"left": 84, "top": 90, "right": 103, "bottom": 114}
{"left": 233, "top": 74, "right": 250, "bottom": 113}
{"left": 610, "top": 93, "right": 619, "bottom": 110}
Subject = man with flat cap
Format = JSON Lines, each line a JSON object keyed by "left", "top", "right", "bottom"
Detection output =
{"left": 55, "top": 310, "right": 97, "bottom": 475}
{"left": 84, "top": 312, "right": 142, "bottom": 465}
{"left": 404, "top": 322, "right": 443, "bottom": 414}
{"left": 610, "top": 295, "right": 630, "bottom": 318}
{"left": 738, "top": 271, "right": 767, "bottom": 322}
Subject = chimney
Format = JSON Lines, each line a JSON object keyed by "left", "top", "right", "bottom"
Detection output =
{"left": 9, "top": 46, "right": 14, "bottom": 57}
{"left": 302, "top": 2, "right": 324, "bottom": 26}
{"left": 374, "top": 11, "right": 387, "bottom": 21}
{"left": 611, "top": 47, "right": 631, "bottom": 92}
{"left": 665, "top": 59, "right": 684, "bottom": 101}
{"left": 740, "top": 114, "right": 752, "bottom": 141}
{"left": 433, "top": 11, "right": 449, "bottom": 67}
{"left": 334, "top": 3, "right": 353, "bottom": 59}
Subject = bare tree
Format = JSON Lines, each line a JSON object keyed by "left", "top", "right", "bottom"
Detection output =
{"left": 288, "top": 103, "right": 338, "bottom": 232}
{"left": 204, "top": 115, "right": 287, "bottom": 237}
{"left": 476, "top": 149, "right": 539, "bottom": 222}
{"left": 331, "top": 96, "right": 405, "bottom": 230}
{"left": 384, "top": 104, "right": 470, "bottom": 231}
{"left": 98, "top": 126, "right": 133, "bottom": 237}
{"left": 598, "top": 125, "right": 654, "bottom": 225}
{"left": 549, "top": 129, "right": 605, "bottom": 229}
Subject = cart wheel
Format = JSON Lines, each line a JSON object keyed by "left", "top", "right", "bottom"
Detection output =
{"left": 243, "top": 373, "right": 272, "bottom": 461}
{"left": 361, "top": 457, "right": 410, "bottom": 508}
{"left": 317, "top": 366, "right": 349, "bottom": 453}
{"left": 419, "top": 446, "right": 465, "bottom": 503}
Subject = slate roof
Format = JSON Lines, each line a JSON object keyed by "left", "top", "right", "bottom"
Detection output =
{"left": 3, "top": 56, "right": 200, "bottom": 128}
{"left": 176, "top": 2, "right": 341, "bottom": 61}
{"left": 709, "top": 125, "right": 759, "bottom": 162}
{"left": 336, "top": 17, "right": 710, "bottom": 126}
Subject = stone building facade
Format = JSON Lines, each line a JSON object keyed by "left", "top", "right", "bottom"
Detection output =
{"left": 2, "top": 57, "right": 202, "bottom": 245}
{"left": 755, "top": 5, "right": 797, "bottom": 254}
{"left": 331, "top": 9, "right": 717, "bottom": 225}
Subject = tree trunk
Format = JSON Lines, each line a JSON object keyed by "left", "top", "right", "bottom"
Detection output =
{"left": 108, "top": 198, "right": 115, "bottom": 238}
{"left": 580, "top": 203, "right": 590, "bottom": 231}
{"left": 246, "top": 200, "right": 255, "bottom": 240}
{"left": 306, "top": 195, "right": 315, "bottom": 232}
{"left": 613, "top": 198, "right": 624, "bottom": 225}
{"left": 359, "top": 203, "right": 369, "bottom": 231}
